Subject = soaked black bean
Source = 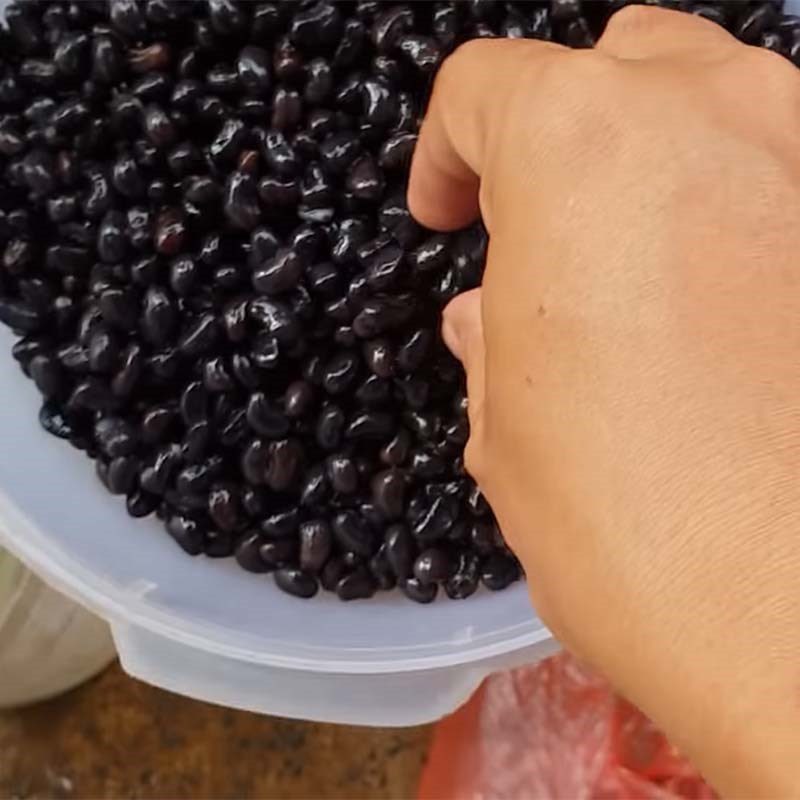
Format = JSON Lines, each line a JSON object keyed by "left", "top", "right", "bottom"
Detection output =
{"left": 235, "top": 532, "right": 270, "bottom": 573}
{"left": 166, "top": 514, "right": 204, "bottom": 555}
{"left": 29, "top": 354, "right": 62, "bottom": 398}
{"left": 336, "top": 567, "right": 376, "bottom": 601}
{"left": 319, "top": 350, "right": 357, "bottom": 395}
{"left": 0, "top": 299, "right": 44, "bottom": 333}
{"left": 444, "top": 551, "right": 480, "bottom": 599}
{"left": 178, "top": 312, "right": 219, "bottom": 357}
{"left": 290, "top": 2, "right": 343, "bottom": 48}
{"left": 261, "top": 507, "right": 301, "bottom": 539}
{"left": 345, "top": 154, "right": 384, "bottom": 202}
{"left": 332, "top": 509, "right": 373, "bottom": 556}
{"left": 248, "top": 297, "right": 300, "bottom": 344}
{"left": 126, "top": 489, "right": 159, "bottom": 519}
{"left": 325, "top": 454, "right": 358, "bottom": 495}
{"left": 261, "top": 129, "right": 299, "bottom": 176}
{"left": 352, "top": 293, "right": 414, "bottom": 338}
{"left": 318, "top": 132, "right": 361, "bottom": 174}
{"left": 413, "top": 547, "right": 451, "bottom": 585}
{"left": 107, "top": 455, "right": 139, "bottom": 495}
{"left": 271, "top": 87, "right": 303, "bottom": 132}
{"left": 252, "top": 247, "right": 303, "bottom": 294}
{"left": 246, "top": 391, "right": 290, "bottom": 438}
{"left": 371, "top": 469, "right": 406, "bottom": 519}
{"left": 299, "top": 519, "right": 332, "bottom": 572}
{"left": 403, "top": 577, "right": 438, "bottom": 604}
{"left": 481, "top": 553, "right": 520, "bottom": 591}
{"left": 88, "top": 329, "right": 119, "bottom": 374}
{"left": 273, "top": 567, "right": 318, "bottom": 598}
{"left": 237, "top": 46, "right": 272, "bottom": 95}
{"left": 182, "top": 421, "right": 210, "bottom": 462}
{"left": 4, "top": 239, "right": 34, "bottom": 276}
{"left": 265, "top": 437, "right": 303, "bottom": 491}
{"left": 372, "top": 6, "right": 414, "bottom": 51}
{"left": 224, "top": 171, "right": 261, "bottom": 231}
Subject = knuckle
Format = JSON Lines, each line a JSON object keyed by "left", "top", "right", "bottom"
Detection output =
{"left": 434, "top": 39, "right": 488, "bottom": 93}
{"left": 602, "top": 4, "right": 662, "bottom": 39}
{"left": 741, "top": 44, "right": 800, "bottom": 90}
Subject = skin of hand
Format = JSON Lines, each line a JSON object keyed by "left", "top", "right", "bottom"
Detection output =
{"left": 408, "top": 7, "right": 800, "bottom": 798}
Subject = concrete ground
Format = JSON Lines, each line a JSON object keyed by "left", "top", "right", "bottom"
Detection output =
{"left": 0, "top": 661, "right": 432, "bottom": 799}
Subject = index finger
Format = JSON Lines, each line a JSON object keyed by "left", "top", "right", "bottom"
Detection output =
{"left": 407, "top": 38, "right": 564, "bottom": 232}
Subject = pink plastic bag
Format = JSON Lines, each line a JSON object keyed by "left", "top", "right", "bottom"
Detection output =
{"left": 419, "top": 653, "right": 716, "bottom": 800}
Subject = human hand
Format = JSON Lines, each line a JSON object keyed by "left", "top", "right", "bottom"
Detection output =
{"left": 409, "top": 7, "right": 800, "bottom": 797}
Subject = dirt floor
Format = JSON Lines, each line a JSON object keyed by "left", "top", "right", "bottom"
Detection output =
{"left": 0, "top": 661, "right": 432, "bottom": 800}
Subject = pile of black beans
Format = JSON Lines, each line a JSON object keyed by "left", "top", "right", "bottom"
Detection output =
{"left": 0, "top": 1, "right": 795, "bottom": 602}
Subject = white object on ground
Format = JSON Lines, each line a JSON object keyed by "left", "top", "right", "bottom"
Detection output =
{"left": 0, "top": 547, "right": 116, "bottom": 708}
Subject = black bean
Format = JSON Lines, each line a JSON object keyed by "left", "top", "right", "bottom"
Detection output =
{"left": 0, "top": 298, "right": 42, "bottom": 334}
{"left": 223, "top": 171, "right": 261, "bottom": 231}
{"left": 335, "top": 567, "right": 377, "bottom": 601}
{"left": 112, "top": 344, "right": 144, "bottom": 397}
{"left": 245, "top": 391, "right": 290, "bottom": 438}
{"left": 274, "top": 568, "right": 318, "bottom": 598}
{"left": 344, "top": 411, "right": 393, "bottom": 441}
{"left": 178, "top": 313, "right": 219, "bottom": 357}
{"left": 126, "top": 489, "right": 159, "bottom": 519}
{"left": 68, "top": 377, "right": 114, "bottom": 412}
{"left": 298, "top": 519, "right": 332, "bottom": 573}
{"left": 265, "top": 438, "right": 303, "bottom": 491}
{"left": 166, "top": 514, "right": 204, "bottom": 556}
{"left": 107, "top": 455, "right": 139, "bottom": 495}
{"left": 325, "top": 454, "right": 357, "bottom": 494}
{"left": 352, "top": 293, "right": 414, "bottom": 338}
{"left": 209, "top": 117, "right": 246, "bottom": 164}
{"left": 252, "top": 247, "right": 304, "bottom": 294}
{"left": 413, "top": 547, "right": 451, "bottom": 585}
{"left": 248, "top": 297, "right": 300, "bottom": 344}
{"left": 737, "top": 2, "right": 777, "bottom": 43}
{"left": 39, "top": 401, "right": 73, "bottom": 439}
{"left": 345, "top": 154, "right": 384, "bottom": 202}
{"left": 319, "top": 350, "right": 357, "bottom": 395}
{"left": 398, "top": 376, "right": 430, "bottom": 410}
{"left": 257, "top": 508, "right": 299, "bottom": 542}
{"left": 141, "top": 286, "right": 176, "bottom": 346}
{"left": 371, "top": 469, "right": 406, "bottom": 519}
{"left": 412, "top": 495, "right": 453, "bottom": 543}
{"left": 29, "top": 354, "right": 62, "bottom": 398}
{"left": 155, "top": 208, "right": 186, "bottom": 256}
{"left": 88, "top": 329, "right": 119, "bottom": 374}
{"left": 402, "top": 575, "right": 437, "bottom": 603}
{"left": 261, "top": 129, "right": 299, "bottom": 176}
{"left": 235, "top": 532, "right": 270, "bottom": 573}
{"left": 92, "top": 33, "right": 125, "bottom": 84}
{"left": 252, "top": 3, "right": 282, "bottom": 41}
{"left": 110, "top": 0, "right": 147, "bottom": 38}
{"left": 53, "top": 31, "right": 89, "bottom": 76}
{"left": 316, "top": 132, "right": 358, "bottom": 176}
{"left": 444, "top": 551, "right": 480, "bottom": 599}
{"left": 259, "top": 539, "right": 299, "bottom": 566}
{"left": 133, "top": 71, "right": 172, "bottom": 103}
{"left": 372, "top": 6, "right": 414, "bottom": 50}
{"left": 379, "top": 195, "right": 422, "bottom": 248}
{"left": 291, "top": 2, "right": 343, "bottom": 47}
{"left": 270, "top": 87, "right": 303, "bottom": 132}
{"left": 332, "top": 509, "right": 374, "bottom": 556}
{"left": 3, "top": 239, "right": 33, "bottom": 276}
{"left": 481, "top": 553, "right": 520, "bottom": 591}
{"left": 141, "top": 405, "right": 174, "bottom": 445}
{"left": 237, "top": 46, "right": 272, "bottom": 94}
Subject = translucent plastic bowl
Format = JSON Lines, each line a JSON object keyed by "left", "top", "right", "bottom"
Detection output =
{"left": 0, "top": 327, "right": 555, "bottom": 724}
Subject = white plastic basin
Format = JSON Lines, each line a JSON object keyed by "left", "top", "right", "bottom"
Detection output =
{"left": 0, "top": 324, "right": 555, "bottom": 725}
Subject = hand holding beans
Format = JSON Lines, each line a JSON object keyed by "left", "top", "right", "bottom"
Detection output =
{"left": 410, "top": 7, "right": 800, "bottom": 796}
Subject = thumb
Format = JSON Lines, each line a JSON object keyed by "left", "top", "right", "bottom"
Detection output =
{"left": 442, "top": 288, "right": 486, "bottom": 435}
